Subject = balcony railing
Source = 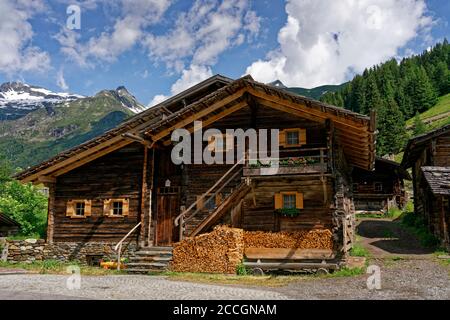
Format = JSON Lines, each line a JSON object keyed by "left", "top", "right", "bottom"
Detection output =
{"left": 243, "top": 147, "right": 328, "bottom": 177}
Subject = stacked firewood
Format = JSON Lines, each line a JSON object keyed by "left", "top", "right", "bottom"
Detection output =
{"left": 171, "top": 226, "right": 244, "bottom": 274}
{"left": 244, "top": 229, "right": 333, "bottom": 250}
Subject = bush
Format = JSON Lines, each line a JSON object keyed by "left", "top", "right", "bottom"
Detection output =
{"left": 236, "top": 262, "right": 250, "bottom": 276}
{"left": 0, "top": 157, "right": 48, "bottom": 238}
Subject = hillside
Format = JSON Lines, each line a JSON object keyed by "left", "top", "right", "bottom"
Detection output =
{"left": 406, "top": 93, "right": 450, "bottom": 131}
{"left": 269, "top": 80, "right": 346, "bottom": 100}
{"left": 0, "top": 88, "right": 144, "bottom": 169}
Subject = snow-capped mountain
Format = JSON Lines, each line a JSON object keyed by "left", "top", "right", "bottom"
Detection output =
{"left": 95, "top": 86, "right": 146, "bottom": 114}
{"left": 0, "top": 82, "right": 84, "bottom": 120}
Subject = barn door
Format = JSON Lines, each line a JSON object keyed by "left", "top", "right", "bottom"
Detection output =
{"left": 155, "top": 187, "right": 180, "bottom": 246}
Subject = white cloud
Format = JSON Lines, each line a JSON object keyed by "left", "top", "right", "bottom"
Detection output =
{"left": 0, "top": 0, "right": 50, "bottom": 75}
{"left": 147, "top": 0, "right": 260, "bottom": 106}
{"left": 246, "top": 0, "right": 433, "bottom": 87}
{"left": 148, "top": 64, "right": 213, "bottom": 107}
{"left": 56, "top": 0, "right": 172, "bottom": 65}
{"left": 57, "top": 68, "right": 69, "bottom": 91}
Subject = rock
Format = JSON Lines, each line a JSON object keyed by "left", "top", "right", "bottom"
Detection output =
{"left": 25, "top": 239, "right": 38, "bottom": 244}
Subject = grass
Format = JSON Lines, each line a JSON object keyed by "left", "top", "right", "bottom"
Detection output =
{"left": 325, "top": 267, "right": 365, "bottom": 278}
{"left": 350, "top": 242, "right": 371, "bottom": 257}
{"left": 385, "top": 208, "right": 403, "bottom": 220}
{"left": 406, "top": 93, "right": 450, "bottom": 125}
{"left": 6, "top": 234, "right": 42, "bottom": 241}
{"left": 0, "top": 260, "right": 125, "bottom": 275}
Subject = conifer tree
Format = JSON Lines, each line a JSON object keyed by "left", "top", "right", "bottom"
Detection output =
{"left": 412, "top": 112, "right": 427, "bottom": 136}
{"left": 376, "top": 98, "right": 406, "bottom": 156}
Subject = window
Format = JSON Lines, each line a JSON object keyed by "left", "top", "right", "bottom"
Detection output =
{"left": 66, "top": 200, "right": 92, "bottom": 218}
{"left": 103, "top": 199, "right": 129, "bottom": 217}
{"left": 274, "top": 192, "right": 304, "bottom": 209}
{"left": 374, "top": 182, "right": 383, "bottom": 192}
{"left": 75, "top": 202, "right": 85, "bottom": 216}
{"left": 283, "top": 194, "right": 296, "bottom": 209}
{"left": 112, "top": 201, "right": 123, "bottom": 216}
{"left": 286, "top": 131, "right": 299, "bottom": 146}
{"left": 279, "top": 128, "right": 307, "bottom": 147}
{"left": 207, "top": 134, "right": 234, "bottom": 152}
{"left": 196, "top": 193, "right": 222, "bottom": 211}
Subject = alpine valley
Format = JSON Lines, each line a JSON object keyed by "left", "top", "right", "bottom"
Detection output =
{"left": 0, "top": 82, "right": 146, "bottom": 169}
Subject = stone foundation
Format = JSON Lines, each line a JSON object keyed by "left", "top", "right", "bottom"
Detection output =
{"left": 3, "top": 239, "right": 137, "bottom": 264}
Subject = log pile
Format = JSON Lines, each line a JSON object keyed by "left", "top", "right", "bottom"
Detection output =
{"left": 244, "top": 229, "right": 333, "bottom": 250}
{"left": 171, "top": 226, "right": 244, "bottom": 274}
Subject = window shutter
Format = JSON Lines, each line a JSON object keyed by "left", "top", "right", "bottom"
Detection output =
{"left": 299, "top": 128, "right": 307, "bottom": 145}
{"left": 123, "top": 199, "right": 129, "bottom": 216}
{"left": 279, "top": 130, "right": 286, "bottom": 147}
{"left": 103, "top": 199, "right": 112, "bottom": 216}
{"left": 66, "top": 200, "right": 74, "bottom": 217}
{"left": 196, "top": 196, "right": 204, "bottom": 210}
{"left": 274, "top": 193, "right": 282, "bottom": 209}
{"left": 296, "top": 192, "right": 304, "bottom": 209}
{"left": 84, "top": 200, "right": 92, "bottom": 217}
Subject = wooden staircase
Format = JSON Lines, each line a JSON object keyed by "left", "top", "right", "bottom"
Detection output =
{"left": 126, "top": 246, "right": 173, "bottom": 274}
{"left": 188, "top": 180, "right": 251, "bottom": 237}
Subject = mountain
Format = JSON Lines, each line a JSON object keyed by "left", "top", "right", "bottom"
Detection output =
{"left": 268, "top": 80, "right": 346, "bottom": 100}
{"left": 0, "top": 83, "right": 146, "bottom": 169}
{"left": 0, "top": 82, "right": 84, "bottom": 120}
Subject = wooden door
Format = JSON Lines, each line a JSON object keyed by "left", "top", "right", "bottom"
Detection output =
{"left": 155, "top": 188, "right": 179, "bottom": 246}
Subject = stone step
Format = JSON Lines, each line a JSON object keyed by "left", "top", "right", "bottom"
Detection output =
{"left": 139, "top": 246, "right": 173, "bottom": 252}
{"left": 127, "top": 262, "right": 169, "bottom": 268}
{"left": 134, "top": 250, "right": 173, "bottom": 256}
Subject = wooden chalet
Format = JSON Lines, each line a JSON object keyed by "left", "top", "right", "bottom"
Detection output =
{"left": 0, "top": 212, "right": 20, "bottom": 237}
{"left": 402, "top": 125, "right": 450, "bottom": 250}
{"left": 352, "top": 158, "right": 410, "bottom": 214}
{"left": 16, "top": 75, "right": 376, "bottom": 269}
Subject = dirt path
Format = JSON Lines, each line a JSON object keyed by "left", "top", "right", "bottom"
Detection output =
{"left": 356, "top": 218, "right": 435, "bottom": 259}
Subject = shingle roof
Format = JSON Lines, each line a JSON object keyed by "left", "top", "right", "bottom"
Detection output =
{"left": 421, "top": 166, "right": 450, "bottom": 196}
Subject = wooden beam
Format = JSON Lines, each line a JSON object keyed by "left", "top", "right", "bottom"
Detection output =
{"left": 38, "top": 176, "right": 56, "bottom": 184}
{"left": 139, "top": 146, "right": 148, "bottom": 244}
{"left": 248, "top": 88, "right": 369, "bottom": 131}
{"left": 46, "top": 183, "right": 56, "bottom": 244}
{"left": 256, "top": 99, "right": 326, "bottom": 124}
{"left": 148, "top": 89, "right": 246, "bottom": 141}
{"left": 148, "top": 148, "right": 155, "bottom": 246}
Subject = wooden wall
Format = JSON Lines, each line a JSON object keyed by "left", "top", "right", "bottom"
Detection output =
{"left": 53, "top": 142, "right": 145, "bottom": 242}
{"left": 238, "top": 176, "right": 333, "bottom": 232}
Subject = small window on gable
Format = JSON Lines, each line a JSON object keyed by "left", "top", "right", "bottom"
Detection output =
{"left": 66, "top": 200, "right": 91, "bottom": 219}
{"left": 103, "top": 199, "right": 129, "bottom": 217}
{"left": 374, "top": 182, "right": 383, "bottom": 192}
{"left": 196, "top": 193, "right": 222, "bottom": 212}
{"left": 279, "top": 129, "right": 306, "bottom": 147}
{"left": 286, "top": 131, "right": 299, "bottom": 146}
{"left": 207, "top": 133, "right": 234, "bottom": 153}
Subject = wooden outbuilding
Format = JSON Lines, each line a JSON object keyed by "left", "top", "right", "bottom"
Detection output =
{"left": 402, "top": 125, "right": 450, "bottom": 250}
{"left": 352, "top": 158, "right": 410, "bottom": 214}
{"left": 0, "top": 212, "right": 20, "bottom": 237}
{"left": 15, "top": 75, "right": 377, "bottom": 270}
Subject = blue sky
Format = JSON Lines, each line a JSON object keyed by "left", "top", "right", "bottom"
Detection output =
{"left": 0, "top": 0, "right": 448, "bottom": 106}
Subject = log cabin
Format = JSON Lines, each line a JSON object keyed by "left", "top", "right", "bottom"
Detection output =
{"left": 352, "top": 158, "right": 410, "bottom": 214}
{"left": 402, "top": 125, "right": 450, "bottom": 250}
{"left": 16, "top": 75, "right": 377, "bottom": 270}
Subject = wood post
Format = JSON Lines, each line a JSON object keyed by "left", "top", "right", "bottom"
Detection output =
{"left": 139, "top": 146, "right": 148, "bottom": 245}
{"left": 46, "top": 182, "right": 56, "bottom": 244}
{"left": 147, "top": 148, "right": 155, "bottom": 246}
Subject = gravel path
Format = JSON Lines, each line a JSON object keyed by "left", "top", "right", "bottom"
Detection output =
{"left": 273, "top": 258, "right": 450, "bottom": 300}
{"left": 0, "top": 274, "right": 288, "bottom": 300}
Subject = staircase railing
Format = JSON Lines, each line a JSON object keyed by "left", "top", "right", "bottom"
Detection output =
{"left": 114, "top": 221, "right": 141, "bottom": 271}
{"left": 174, "top": 158, "right": 244, "bottom": 240}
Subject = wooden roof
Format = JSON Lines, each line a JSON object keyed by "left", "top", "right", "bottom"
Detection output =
{"left": 0, "top": 212, "right": 20, "bottom": 227}
{"left": 402, "top": 124, "right": 450, "bottom": 169}
{"left": 16, "top": 75, "right": 376, "bottom": 183}
{"left": 422, "top": 167, "right": 450, "bottom": 196}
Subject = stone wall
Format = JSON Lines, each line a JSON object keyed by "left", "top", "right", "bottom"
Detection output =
{"left": 3, "top": 239, "right": 137, "bottom": 264}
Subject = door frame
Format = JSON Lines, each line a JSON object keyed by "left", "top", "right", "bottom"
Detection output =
{"left": 154, "top": 186, "right": 180, "bottom": 246}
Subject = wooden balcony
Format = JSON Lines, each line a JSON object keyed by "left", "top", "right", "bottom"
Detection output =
{"left": 243, "top": 147, "right": 329, "bottom": 177}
